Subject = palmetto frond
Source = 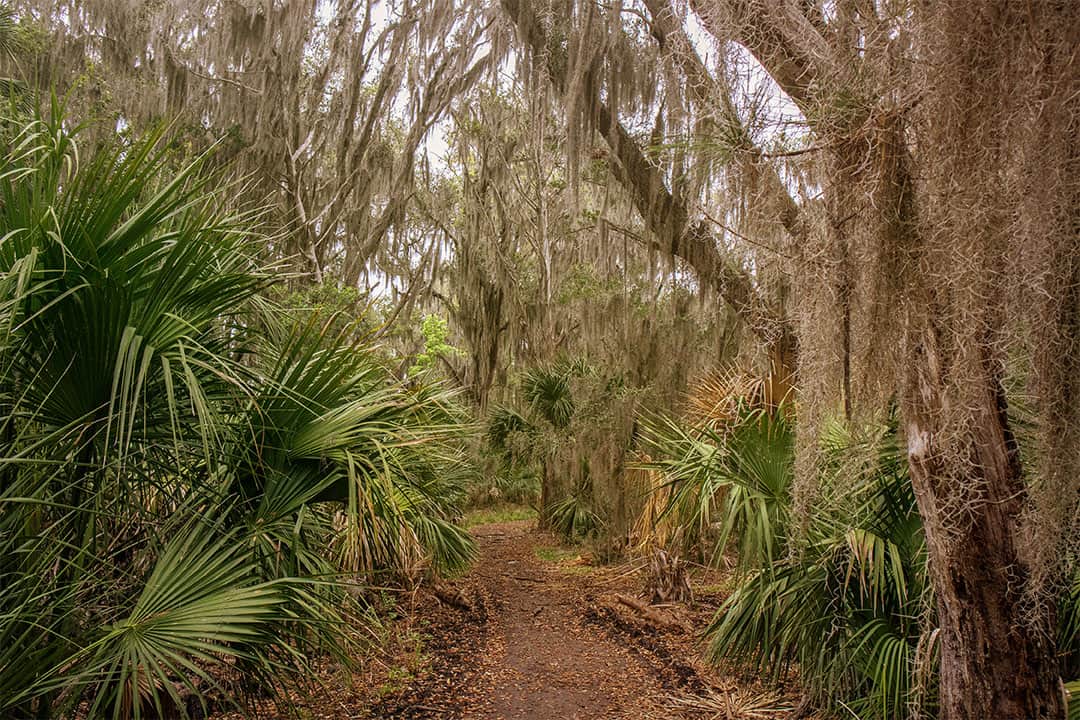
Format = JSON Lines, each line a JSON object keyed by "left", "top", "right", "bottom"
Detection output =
{"left": 638, "top": 407, "right": 794, "bottom": 569}
{"left": 522, "top": 365, "right": 575, "bottom": 429}
{"left": 0, "top": 112, "right": 474, "bottom": 717}
{"left": 239, "top": 316, "right": 477, "bottom": 577}
{"left": 644, "top": 403, "right": 928, "bottom": 719}
{"left": 54, "top": 523, "right": 289, "bottom": 719}
{"left": 0, "top": 113, "right": 267, "bottom": 471}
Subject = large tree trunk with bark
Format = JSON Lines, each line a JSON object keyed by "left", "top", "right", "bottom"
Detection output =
{"left": 903, "top": 330, "right": 1063, "bottom": 719}
{"left": 897, "top": 2, "right": 1074, "bottom": 716}
{"left": 497, "top": 0, "right": 1075, "bottom": 713}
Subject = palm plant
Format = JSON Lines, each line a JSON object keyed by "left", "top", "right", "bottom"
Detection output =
{"left": 641, "top": 404, "right": 930, "bottom": 719}
{"left": 0, "top": 4, "right": 31, "bottom": 102}
{"left": 521, "top": 364, "right": 575, "bottom": 430}
{"left": 639, "top": 406, "right": 794, "bottom": 568}
{"left": 0, "top": 110, "right": 295, "bottom": 718}
{"left": 0, "top": 109, "right": 475, "bottom": 718}
{"left": 479, "top": 406, "right": 540, "bottom": 505}
{"left": 483, "top": 362, "right": 583, "bottom": 530}
{"left": 645, "top": 383, "right": 1080, "bottom": 719}
{"left": 702, "top": 419, "right": 930, "bottom": 719}
{"left": 485, "top": 405, "right": 532, "bottom": 462}
{"left": 548, "top": 461, "right": 601, "bottom": 540}
{"left": 236, "top": 315, "right": 476, "bottom": 576}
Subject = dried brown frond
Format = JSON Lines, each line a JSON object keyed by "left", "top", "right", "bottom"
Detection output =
{"left": 667, "top": 687, "right": 794, "bottom": 719}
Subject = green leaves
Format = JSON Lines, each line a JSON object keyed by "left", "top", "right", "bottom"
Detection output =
{"left": 549, "top": 490, "right": 600, "bottom": 540}
{"left": 639, "top": 407, "right": 794, "bottom": 569}
{"left": 240, "top": 318, "right": 477, "bottom": 576}
{"left": 645, "top": 407, "right": 929, "bottom": 719}
{"left": 1066, "top": 678, "right": 1080, "bottom": 720}
{"left": 408, "top": 313, "right": 462, "bottom": 376}
{"left": 0, "top": 113, "right": 476, "bottom": 718}
{"left": 73, "top": 525, "right": 287, "bottom": 719}
{"left": 522, "top": 366, "right": 575, "bottom": 430}
{"left": 0, "top": 114, "right": 265, "bottom": 468}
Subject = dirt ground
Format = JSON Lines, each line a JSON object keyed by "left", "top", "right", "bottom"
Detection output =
{"left": 417, "top": 521, "right": 669, "bottom": 719}
{"left": 222, "top": 519, "right": 798, "bottom": 719}
{"left": 364, "top": 520, "right": 796, "bottom": 719}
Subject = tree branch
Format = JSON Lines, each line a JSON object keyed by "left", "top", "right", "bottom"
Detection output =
{"left": 500, "top": 0, "right": 791, "bottom": 346}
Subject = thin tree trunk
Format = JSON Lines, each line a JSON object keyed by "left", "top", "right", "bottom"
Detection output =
{"left": 538, "top": 460, "right": 554, "bottom": 529}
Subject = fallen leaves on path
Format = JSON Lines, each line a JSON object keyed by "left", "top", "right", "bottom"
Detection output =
{"left": 365, "top": 521, "right": 798, "bottom": 719}
{"left": 214, "top": 520, "right": 801, "bottom": 719}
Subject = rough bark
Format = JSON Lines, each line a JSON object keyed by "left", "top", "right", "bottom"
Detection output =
{"left": 687, "top": 0, "right": 835, "bottom": 115}
{"left": 641, "top": 0, "right": 806, "bottom": 242}
{"left": 903, "top": 329, "right": 1063, "bottom": 720}
{"left": 898, "top": 2, "right": 1074, "bottom": 715}
{"left": 685, "top": 1, "right": 1070, "bottom": 715}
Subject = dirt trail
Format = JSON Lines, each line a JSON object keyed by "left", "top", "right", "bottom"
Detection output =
{"left": 369, "top": 520, "right": 718, "bottom": 719}
{"left": 216, "top": 519, "right": 793, "bottom": 719}
{"left": 463, "top": 522, "right": 667, "bottom": 719}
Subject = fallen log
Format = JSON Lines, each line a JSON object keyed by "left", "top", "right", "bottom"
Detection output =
{"left": 510, "top": 574, "right": 545, "bottom": 583}
{"left": 613, "top": 593, "right": 683, "bottom": 630}
{"left": 431, "top": 581, "right": 473, "bottom": 610}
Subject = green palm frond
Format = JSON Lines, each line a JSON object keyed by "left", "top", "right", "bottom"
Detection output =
{"left": 0, "top": 111, "right": 475, "bottom": 717}
{"left": 638, "top": 407, "right": 794, "bottom": 568}
{"left": 486, "top": 405, "right": 531, "bottom": 452}
{"left": 550, "top": 490, "right": 600, "bottom": 540}
{"left": 0, "top": 6, "right": 28, "bottom": 62}
{"left": 71, "top": 524, "right": 287, "bottom": 719}
{"left": 1065, "top": 678, "right": 1080, "bottom": 720}
{"left": 0, "top": 114, "right": 267, "bottom": 470}
{"left": 522, "top": 366, "right": 575, "bottom": 429}
{"left": 651, "top": 406, "right": 927, "bottom": 719}
{"left": 1061, "top": 572, "right": 1080, "bottom": 680}
{"left": 238, "top": 317, "right": 476, "bottom": 577}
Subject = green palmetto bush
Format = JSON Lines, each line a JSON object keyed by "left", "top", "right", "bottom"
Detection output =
{"left": 548, "top": 486, "right": 601, "bottom": 540}
{"left": 521, "top": 364, "right": 576, "bottom": 430}
{"left": 708, "top": 420, "right": 931, "bottom": 719}
{"left": 494, "top": 359, "right": 637, "bottom": 544}
{"left": 239, "top": 317, "right": 476, "bottom": 578}
{"left": 642, "top": 407, "right": 931, "bottom": 719}
{"left": 0, "top": 109, "right": 474, "bottom": 718}
{"left": 640, "top": 406, "right": 794, "bottom": 568}
{"left": 644, "top": 401, "right": 1080, "bottom": 718}
{"left": 485, "top": 364, "right": 578, "bottom": 530}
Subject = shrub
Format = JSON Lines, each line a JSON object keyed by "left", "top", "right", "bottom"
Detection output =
{"left": 0, "top": 113, "right": 474, "bottom": 717}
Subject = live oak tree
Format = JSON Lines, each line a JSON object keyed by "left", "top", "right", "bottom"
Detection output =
{"left": 494, "top": 0, "right": 1079, "bottom": 716}
{"left": 16, "top": 0, "right": 488, "bottom": 288}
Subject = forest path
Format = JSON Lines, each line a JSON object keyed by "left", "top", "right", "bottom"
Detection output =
{"left": 369, "top": 519, "right": 719, "bottom": 719}
{"left": 463, "top": 521, "right": 666, "bottom": 719}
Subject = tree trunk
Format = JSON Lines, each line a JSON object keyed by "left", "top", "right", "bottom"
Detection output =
{"left": 538, "top": 460, "right": 554, "bottom": 529}
{"left": 765, "top": 326, "right": 796, "bottom": 408}
{"left": 903, "top": 331, "right": 1064, "bottom": 720}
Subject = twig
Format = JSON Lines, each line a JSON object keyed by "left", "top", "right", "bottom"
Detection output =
{"left": 594, "top": 560, "right": 648, "bottom": 585}
{"left": 184, "top": 65, "right": 262, "bottom": 94}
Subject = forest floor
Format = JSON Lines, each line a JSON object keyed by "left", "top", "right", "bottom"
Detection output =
{"left": 223, "top": 519, "right": 800, "bottom": 719}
